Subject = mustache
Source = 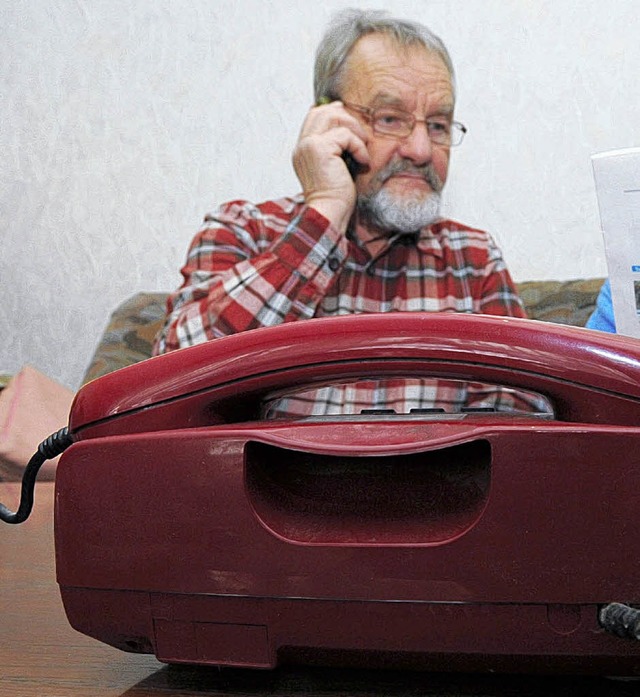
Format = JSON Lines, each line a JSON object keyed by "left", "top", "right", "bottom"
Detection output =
{"left": 375, "top": 160, "right": 443, "bottom": 192}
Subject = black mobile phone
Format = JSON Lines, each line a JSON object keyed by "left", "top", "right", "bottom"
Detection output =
{"left": 342, "top": 151, "right": 360, "bottom": 180}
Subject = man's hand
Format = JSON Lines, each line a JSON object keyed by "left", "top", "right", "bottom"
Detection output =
{"left": 292, "top": 101, "right": 370, "bottom": 234}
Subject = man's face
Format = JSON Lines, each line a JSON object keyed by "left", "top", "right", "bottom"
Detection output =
{"left": 340, "top": 34, "right": 455, "bottom": 228}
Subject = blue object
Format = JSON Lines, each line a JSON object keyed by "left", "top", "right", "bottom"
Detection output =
{"left": 586, "top": 279, "right": 616, "bottom": 333}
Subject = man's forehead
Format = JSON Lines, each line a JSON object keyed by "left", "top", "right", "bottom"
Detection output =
{"left": 348, "top": 33, "right": 450, "bottom": 74}
{"left": 343, "top": 34, "right": 454, "bottom": 110}
{"left": 343, "top": 33, "right": 453, "bottom": 100}
{"left": 370, "top": 90, "right": 454, "bottom": 112}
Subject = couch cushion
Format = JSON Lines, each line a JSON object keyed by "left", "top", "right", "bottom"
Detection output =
{"left": 517, "top": 278, "right": 604, "bottom": 326}
{"left": 82, "top": 292, "right": 168, "bottom": 385}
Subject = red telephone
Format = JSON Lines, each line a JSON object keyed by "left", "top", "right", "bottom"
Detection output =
{"left": 55, "top": 313, "right": 640, "bottom": 675}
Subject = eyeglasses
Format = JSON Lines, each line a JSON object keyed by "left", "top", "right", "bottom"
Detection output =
{"left": 343, "top": 101, "right": 467, "bottom": 147}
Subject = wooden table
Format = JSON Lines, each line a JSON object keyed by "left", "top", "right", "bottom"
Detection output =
{"left": 1, "top": 481, "right": 637, "bottom": 696}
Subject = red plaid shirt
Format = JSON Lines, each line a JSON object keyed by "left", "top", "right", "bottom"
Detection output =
{"left": 154, "top": 196, "right": 545, "bottom": 415}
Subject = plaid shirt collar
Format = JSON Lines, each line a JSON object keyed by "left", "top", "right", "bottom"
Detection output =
{"left": 348, "top": 218, "right": 445, "bottom": 260}
{"left": 416, "top": 224, "right": 445, "bottom": 257}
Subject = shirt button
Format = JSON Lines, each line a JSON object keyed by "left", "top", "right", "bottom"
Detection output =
{"left": 327, "top": 256, "right": 340, "bottom": 271}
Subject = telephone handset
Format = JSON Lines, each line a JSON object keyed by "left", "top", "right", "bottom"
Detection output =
{"left": 69, "top": 313, "right": 640, "bottom": 439}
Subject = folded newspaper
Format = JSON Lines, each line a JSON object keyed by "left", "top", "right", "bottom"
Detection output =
{"left": 592, "top": 146, "right": 640, "bottom": 338}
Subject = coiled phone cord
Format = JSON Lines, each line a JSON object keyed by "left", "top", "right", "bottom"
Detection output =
{"left": 599, "top": 603, "right": 640, "bottom": 641}
{"left": 0, "top": 427, "right": 74, "bottom": 524}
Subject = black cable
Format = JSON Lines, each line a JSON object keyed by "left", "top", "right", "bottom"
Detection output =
{"left": 0, "top": 426, "right": 74, "bottom": 525}
{"left": 599, "top": 603, "right": 640, "bottom": 641}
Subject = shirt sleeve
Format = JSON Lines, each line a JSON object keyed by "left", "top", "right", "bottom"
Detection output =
{"left": 477, "top": 234, "right": 526, "bottom": 318}
{"left": 585, "top": 279, "right": 616, "bottom": 333}
{"left": 153, "top": 199, "right": 348, "bottom": 354}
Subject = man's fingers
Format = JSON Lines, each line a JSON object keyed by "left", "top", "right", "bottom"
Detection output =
{"left": 302, "top": 101, "right": 369, "bottom": 147}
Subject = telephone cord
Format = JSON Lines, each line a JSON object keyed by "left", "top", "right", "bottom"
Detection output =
{"left": 0, "top": 427, "right": 74, "bottom": 524}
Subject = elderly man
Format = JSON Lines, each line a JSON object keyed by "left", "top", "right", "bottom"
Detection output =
{"left": 154, "top": 9, "right": 538, "bottom": 415}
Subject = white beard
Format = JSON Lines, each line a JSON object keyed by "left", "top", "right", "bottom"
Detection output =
{"left": 359, "top": 187, "right": 442, "bottom": 234}
{"left": 357, "top": 159, "right": 444, "bottom": 234}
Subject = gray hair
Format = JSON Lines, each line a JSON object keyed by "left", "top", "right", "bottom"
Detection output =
{"left": 313, "top": 8, "right": 455, "bottom": 104}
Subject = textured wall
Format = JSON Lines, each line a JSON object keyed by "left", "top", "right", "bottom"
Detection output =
{"left": 2, "top": 0, "right": 638, "bottom": 389}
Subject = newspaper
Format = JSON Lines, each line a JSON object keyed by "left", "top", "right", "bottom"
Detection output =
{"left": 591, "top": 147, "right": 640, "bottom": 338}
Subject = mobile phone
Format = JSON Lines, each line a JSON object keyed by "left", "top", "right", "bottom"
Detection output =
{"left": 342, "top": 151, "right": 360, "bottom": 180}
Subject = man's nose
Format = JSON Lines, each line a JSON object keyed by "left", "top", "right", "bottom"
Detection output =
{"left": 397, "top": 121, "right": 433, "bottom": 165}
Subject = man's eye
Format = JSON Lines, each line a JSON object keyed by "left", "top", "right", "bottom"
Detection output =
{"left": 428, "top": 121, "right": 450, "bottom": 134}
{"left": 375, "top": 111, "right": 408, "bottom": 130}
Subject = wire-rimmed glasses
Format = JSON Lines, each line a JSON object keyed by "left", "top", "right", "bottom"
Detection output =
{"left": 343, "top": 101, "right": 467, "bottom": 147}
